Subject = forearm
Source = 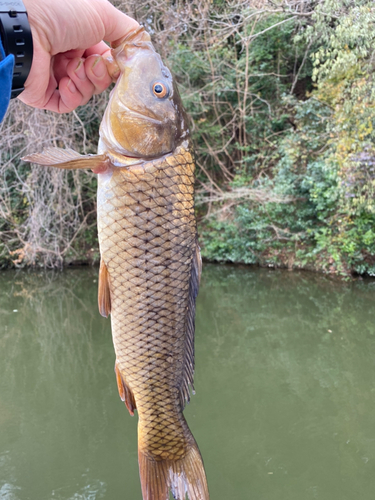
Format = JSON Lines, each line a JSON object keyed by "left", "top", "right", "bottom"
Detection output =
{"left": 1, "top": 0, "right": 138, "bottom": 116}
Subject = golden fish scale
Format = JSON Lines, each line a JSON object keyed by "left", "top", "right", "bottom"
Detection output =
{"left": 98, "top": 145, "right": 197, "bottom": 462}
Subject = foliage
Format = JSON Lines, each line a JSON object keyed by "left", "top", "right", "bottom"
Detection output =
{"left": 180, "top": 0, "right": 375, "bottom": 277}
{"left": 1, "top": 0, "right": 375, "bottom": 276}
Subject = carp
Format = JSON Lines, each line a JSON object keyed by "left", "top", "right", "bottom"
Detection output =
{"left": 23, "top": 27, "right": 209, "bottom": 500}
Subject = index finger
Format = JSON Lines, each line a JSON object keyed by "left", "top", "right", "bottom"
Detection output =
{"left": 83, "top": 42, "right": 120, "bottom": 81}
{"left": 83, "top": 42, "right": 110, "bottom": 58}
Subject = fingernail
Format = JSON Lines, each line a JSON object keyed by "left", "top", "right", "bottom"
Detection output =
{"left": 92, "top": 57, "right": 106, "bottom": 78}
{"left": 67, "top": 79, "right": 77, "bottom": 93}
{"left": 112, "top": 69, "right": 120, "bottom": 80}
{"left": 74, "top": 59, "right": 86, "bottom": 80}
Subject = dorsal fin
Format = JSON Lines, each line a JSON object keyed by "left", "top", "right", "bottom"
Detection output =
{"left": 179, "top": 240, "right": 202, "bottom": 408}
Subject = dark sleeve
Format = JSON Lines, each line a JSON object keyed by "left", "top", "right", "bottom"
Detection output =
{"left": 0, "top": 38, "right": 14, "bottom": 122}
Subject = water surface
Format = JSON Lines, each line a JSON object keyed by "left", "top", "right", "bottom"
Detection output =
{"left": 0, "top": 265, "right": 375, "bottom": 499}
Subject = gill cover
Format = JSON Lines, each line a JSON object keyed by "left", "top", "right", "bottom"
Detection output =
{"left": 100, "top": 27, "right": 188, "bottom": 159}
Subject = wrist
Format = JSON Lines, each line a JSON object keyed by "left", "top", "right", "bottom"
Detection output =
{"left": 0, "top": 0, "right": 33, "bottom": 98}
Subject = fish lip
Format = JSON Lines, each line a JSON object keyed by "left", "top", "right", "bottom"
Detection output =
{"left": 111, "top": 26, "right": 151, "bottom": 50}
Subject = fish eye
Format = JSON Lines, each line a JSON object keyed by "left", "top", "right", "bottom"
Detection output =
{"left": 152, "top": 81, "right": 169, "bottom": 99}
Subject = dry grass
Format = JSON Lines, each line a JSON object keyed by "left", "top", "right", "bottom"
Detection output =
{"left": 0, "top": 96, "right": 107, "bottom": 267}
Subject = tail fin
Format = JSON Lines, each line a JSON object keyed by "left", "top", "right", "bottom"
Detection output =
{"left": 138, "top": 442, "right": 209, "bottom": 500}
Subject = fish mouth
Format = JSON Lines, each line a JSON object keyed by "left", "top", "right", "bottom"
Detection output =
{"left": 111, "top": 26, "right": 151, "bottom": 50}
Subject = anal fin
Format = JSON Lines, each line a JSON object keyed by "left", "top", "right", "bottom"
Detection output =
{"left": 98, "top": 260, "right": 111, "bottom": 318}
{"left": 115, "top": 362, "right": 136, "bottom": 416}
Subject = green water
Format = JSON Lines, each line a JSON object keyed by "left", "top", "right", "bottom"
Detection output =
{"left": 1, "top": 265, "right": 375, "bottom": 500}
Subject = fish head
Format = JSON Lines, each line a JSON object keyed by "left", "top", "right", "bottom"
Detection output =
{"left": 100, "top": 27, "right": 188, "bottom": 160}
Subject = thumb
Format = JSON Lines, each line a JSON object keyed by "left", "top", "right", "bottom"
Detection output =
{"left": 99, "top": 2, "right": 139, "bottom": 44}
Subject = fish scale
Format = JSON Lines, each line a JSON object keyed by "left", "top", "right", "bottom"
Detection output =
{"left": 98, "top": 145, "right": 196, "bottom": 463}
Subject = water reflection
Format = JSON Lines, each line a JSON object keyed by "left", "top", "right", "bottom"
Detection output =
{"left": 0, "top": 269, "right": 139, "bottom": 500}
{"left": 195, "top": 266, "right": 375, "bottom": 500}
{"left": 0, "top": 266, "right": 375, "bottom": 499}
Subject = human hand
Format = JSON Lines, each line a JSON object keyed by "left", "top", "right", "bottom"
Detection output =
{"left": 19, "top": 0, "right": 139, "bottom": 113}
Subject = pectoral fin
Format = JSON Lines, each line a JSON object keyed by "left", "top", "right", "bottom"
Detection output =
{"left": 98, "top": 260, "right": 111, "bottom": 318}
{"left": 22, "top": 147, "right": 109, "bottom": 170}
{"left": 115, "top": 362, "right": 136, "bottom": 416}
